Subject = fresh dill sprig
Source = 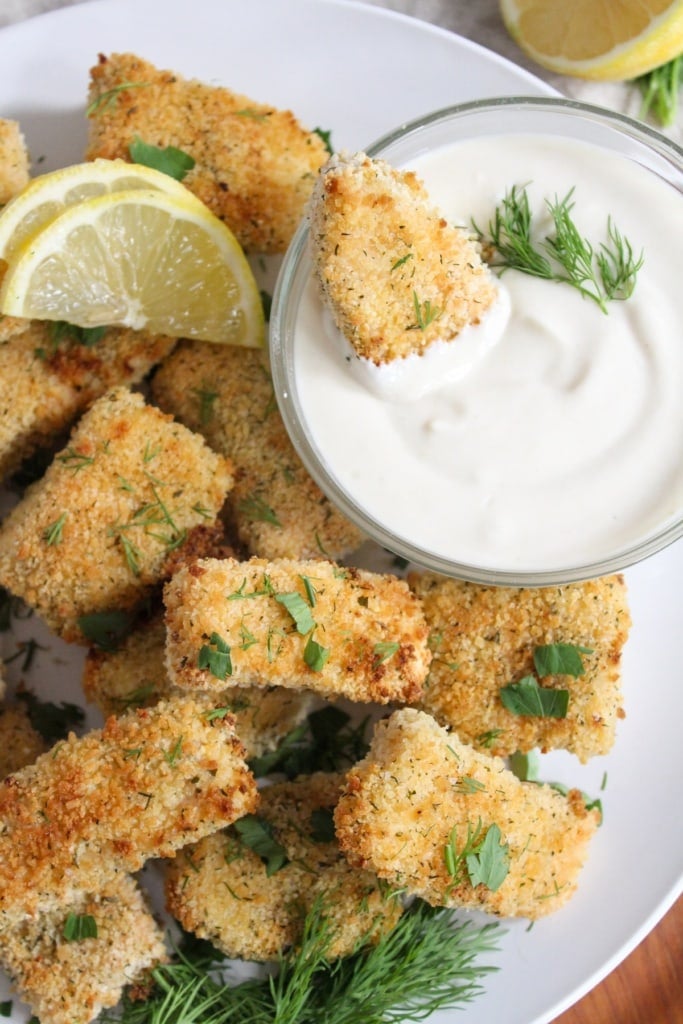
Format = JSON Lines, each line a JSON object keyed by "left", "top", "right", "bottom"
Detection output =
{"left": 101, "top": 898, "right": 500, "bottom": 1024}
{"left": 474, "top": 184, "right": 643, "bottom": 313}
{"left": 636, "top": 55, "right": 682, "bottom": 127}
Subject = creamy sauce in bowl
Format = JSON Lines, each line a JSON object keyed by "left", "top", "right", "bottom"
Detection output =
{"left": 274, "top": 128, "right": 683, "bottom": 580}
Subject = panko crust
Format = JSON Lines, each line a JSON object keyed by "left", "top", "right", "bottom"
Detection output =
{"left": 0, "top": 321, "right": 176, "bottom": 482}
{"left": 334, "top": 709, "right": 599, "bottom": 920}
{"left": 0, "top": 695, "right": 257, "bottom": 926}
{"left": 166, "top": 772, "right": 401, "bottom": 961}
{"left": 151, "top": 340, "right": 363, "bottom": 561}
{"left": 163, "top": 556, "right": 430, "bottom": 704}
{"left": 0, "top": 386, "right": 234, "bottom": 642}
{"left": 0, "top": 117, "right": 29, "bottom": 204}
{"left": 0, "top": 704, "right": 46, "bottom": 779}
{"left": 83, "top": 611, "right": 314, "bottom": 758}
{"left": 410, "top": 573, "right": 630, "bottom": 761}
{"left": 85, "top": 52, "right": 329, "bottom": 253}
{"left": 309, "top": 152, "right": 497, "bottom": 364}
{"left": 0, "top": 874, "right": 166, "bottom": 1024}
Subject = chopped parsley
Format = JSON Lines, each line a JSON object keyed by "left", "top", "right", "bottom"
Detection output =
{"left": 128, "top": 136, "right": 195, "bottom": 181}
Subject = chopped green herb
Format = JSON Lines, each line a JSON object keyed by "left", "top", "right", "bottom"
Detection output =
{"left": 500, "top": 675, "right": 569, "bottom": 718}
{"left": 237, "top": 492, "right": 282, "bottom": 527}
{"left": 77, "top": 609, "right": 135, "bottom": 651}
{"left": 112, "top": 683, "right": 156, "bottom": 712}
{"left": 309, "top": 807, "right": 336, "bottom": 843}
{"left": 192, "top": 384, "right": 219, "bottom": 425}
{"left": 299, "top": 574, "right": 317, "bottom": 607}
{"left": 534, "top": 641, "right": 592, "bottom": 677}
{"left": 304, "top": 633, "right": 330, "bottom": 672}
{"left": 456, "top": 776, "right": 486, "bottom": 795}
{"left": 232, "top": 814, "right": 288, "bottom": 876}
{"left": 636, "top": 55, "right": 682, "bottom": 127}
{"left": 129, "top": 136, "right": 195, "bottom": 181}
{"left": 443, "top": 819, "right": 485, "bottom": 889}
{"left": 198, "top": 632, "right": 233, "bottom": 680}
{"left": 5, "top": 638, "right": 47, "bottom": 673}
{"left": 275, "top": 590, "right": 315, "bottom": 634}
{"left": 164, "top": 736, "right": 183, "bottom": 767}
{"left": 260, "top": 288, "right": 273, "bottom": 322}
{"left": 313, "top": 126, "right": 333, "bottom": 154}
{"left": 0, "top": 1001, "right": 12, "bottom": 1017}
{"left": 474, "top": 184, "right": 643, "bottom": 313}
{"left": 17, "top": 691, "right": 85, "bottom": 743}
{"left": 373, "top": 640, "right": 399, "bottom": 664}
{"left": 508, "top": 749, "right": 541, "bottom": 782}
{"left": 42, "top": 511, "right": 68, "bottom": 545}
{"left": 56, "top": 447, "right": 95, "bottom": 473}
{"left": 465, "top": 823, "right": 510, "bottom": 892}
{"left": 391, "top": 253, "right": 413, "bottom": 271}
{"left": 408, "top": 289, "right": 441, "bottom": 330}
{"left": 63, "top": 912, "right": 98, "bottom": 941}
{"left": 86, "top": 80, "right": 150, "bottom": 116}
{"left": 249, "top": 705, "right": 369, "bottom": 779}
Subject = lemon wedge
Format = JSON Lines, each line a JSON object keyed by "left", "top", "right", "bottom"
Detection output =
{"left": 0, "top": 188, "right": 265, "bottom": 347}
{"left": 500, "top": 0, "right": 683, "bottom": 80}
{"left": 0, "top": 158, "right": 205, "bottom": 265}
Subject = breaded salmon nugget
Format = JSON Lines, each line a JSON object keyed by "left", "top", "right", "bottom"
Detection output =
{"left": 0, "top": 118, "right": 29, "bottom": 204}
{"left": 83, "top": 611, "right": 314, "bottom": 757}
{"left": 164, "top": 556, "right": 430, "bottom": 704}
{"left": 0, "top": 386, "right": 233, "bottom": 643}
{"left": 335, "top": 709, "right": 599, "bottom": 920}
{"left": 85, "top": 52, "right": 329, "bottom": 253}
{"left": 410, "top": 573, "right": 630, "bottom": 762}
{"left": 0, "top": 703, "right": 46, "bottom": 778}
{"left": 0, "top": 321, "right": 176, "bottom": 481}
{"left": 309, "top": 152, "right": 497, "bottom": 365}
{"left": 166, "top": 772, "right": 401, "bottom": 961}
{"left": 0, "top": 874, "right": 166, "bottom": 1024}
{"left": 0, "top": 694, "right": 257, "bottom": 926}
{"left": 151, "top": 341, "right": 363, "bottom": 561}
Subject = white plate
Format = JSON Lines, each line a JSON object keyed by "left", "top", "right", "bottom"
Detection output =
{"left": 0, "top": 1, "right": 680, "bottom": 1022}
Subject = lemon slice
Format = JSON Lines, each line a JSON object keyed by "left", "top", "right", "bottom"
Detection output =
{"left": 500, "top": 0, "right": 683, "bottom": 80}
{"left": 0, "top": 189, "right": 265, "bottom": 347}
{"left": 0, "top": 158, "right": 206, "bottom": 266}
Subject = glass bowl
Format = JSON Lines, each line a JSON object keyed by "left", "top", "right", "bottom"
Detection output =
{"left": 269, "top": 97, "right": 683, "bottom": 585}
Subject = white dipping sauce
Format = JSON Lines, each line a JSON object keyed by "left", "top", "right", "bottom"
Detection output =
{"left": 293, "top": 136, "right": 683, "bottom": 573}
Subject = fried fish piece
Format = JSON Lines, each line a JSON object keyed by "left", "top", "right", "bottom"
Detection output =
{"left": 83, "top": 611, "right": 314, "bottom": 758}
{"left": 410, "top": 572, "right": 630, "bottom": 761}
{"left": 308, "top": 152, "right": 497, "bottom": 365}
{"left": 0, "top": 694, "right": 257, "bottom": 927}
{"left": 0, "top": 874, "right": 166, "bottom": 1024}
{"left": 0, "top": 117, "right": 29, "bottom": 203}
{"left": 0, "top": 386, "right": 233, "bottom": 643}
{"left": 151, "top": 341, "right": 363, "bottom": 560}
{"left": 0, "top": 321, "right": 176, "bottom": 482}
{"left": 166, "top": 772, "right": 401, "bottom": 961}
{"left": 335, "top": 708, "right": 600, "bottom": 920}
{"left": 164, "top": 556, "right": 430, "bottom": 704}
{"left": 0, "top": 703, "right": 46, "bottom": 779}
{"left": 85, "top": 52, "right": 329, "bottom": 253}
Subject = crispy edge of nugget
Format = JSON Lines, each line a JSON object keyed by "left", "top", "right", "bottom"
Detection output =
{"left": 308, "top": 151, "right": 497, "bottom": 364}
{"left": 166, "top": 771, "right": 401, "bottom": 961}
{"left": 0, "top": 694, "right": 257, "bottom": 925}
{"left": 0, "top": 874, "right": 167, "bottom": 1024}
{"left": 163, "top": 556, "right": 430, "bottom": 704}
{"left": 0, "top": 386, "right": 234, "bottom": 642}
{"left": 82, "top": 610, "right": 315, "bottom": 758}
{"left": 85, "top": 52, "right": 328, "bottom": 253}
{"left": 334, "top": 708, "right": 600, "bottom": 920}
{"left": 151, "top": 340, "right": 363, "bottom": 561}
{"left": 410, "top": 572, "right": 631, "bottom": 762}
{"left": 0, "top": 321, "right": 176, "bottom": 481}
{"left": 0, "top": 118, "right": 29, "bottom": 204}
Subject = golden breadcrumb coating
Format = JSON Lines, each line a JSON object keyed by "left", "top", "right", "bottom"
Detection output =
{"left": 151, "top": 341, "right": 363, "bottom": 561}
{"left": 83, "top": 611, "right": 314, "bottom": 757}
{"left": 0, "top": 703, "right": 46, "bottom": 778}
{"left": 0, "top": 874, "right": 166, "bottom": 1024}
{"left": 410, "top": 573, "right": 630, "bottom": 762}
{"left": 164, "top": 556, "right": 430, "bottom": 704}
{"left": 0, "top": 118, "right": 29, "bottom": 204}
{"left": 0, "top": 386, "right": 234, "bottom": 643}
{"left": 0, "top": 694, "right": 257, "bottom": 926}
{"left": 0, "top": 321, "right": 176, "bottom": 481}
{"left": 166, "top": 772, "right": 401, "bottom": 961}
{"left": 85, "top": 52, "right": 328, "bottom": 253}
{"left": 308, "top": 152, "right": 497, "bottom": 364}
{"left": 335, "top": 709, "right": 599, "bottom": 920}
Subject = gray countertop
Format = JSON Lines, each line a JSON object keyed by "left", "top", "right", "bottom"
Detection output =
{"left": 1, "top": 0, "right": 681, "bottom": 143}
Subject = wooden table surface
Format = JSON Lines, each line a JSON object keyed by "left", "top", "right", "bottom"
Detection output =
{"left": 552, "top": 895, "right": 682, "bottom": 1023}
